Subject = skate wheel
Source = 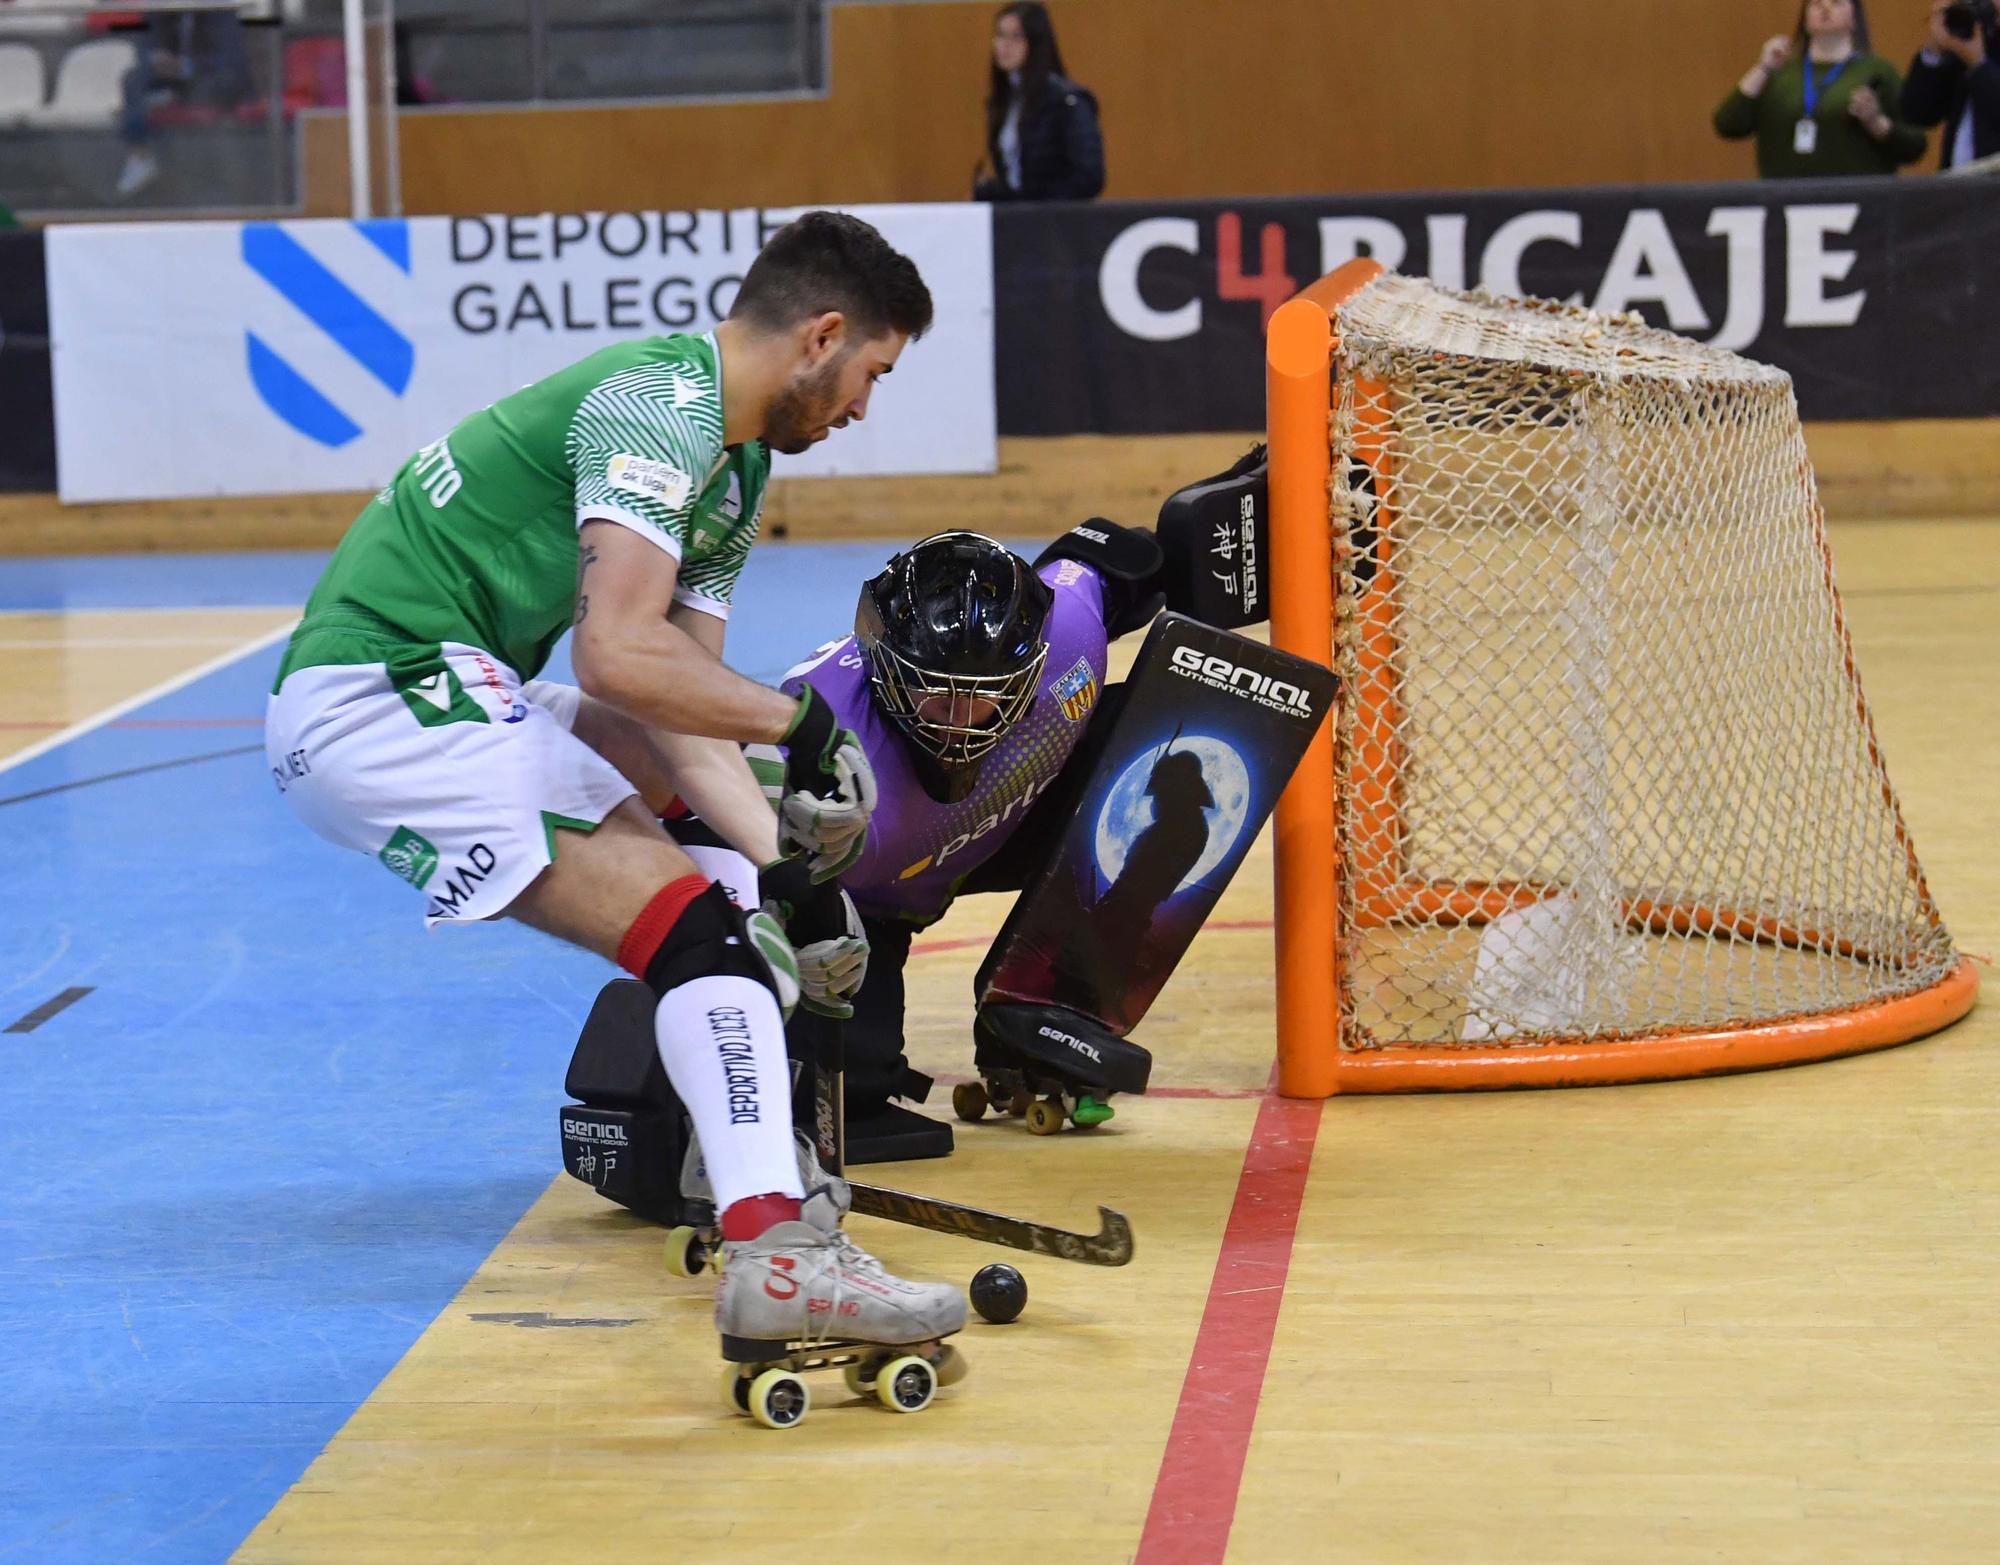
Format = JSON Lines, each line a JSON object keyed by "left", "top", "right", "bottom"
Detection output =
{"left": 1025, "top": 1099, "right": 1066, "bottom": 1136}
{"left": 748, "top": 1368, "right": 811, "bottom": 1429}
{"left": 665, "top": 1226, "right": 710, "bottom": 1279}
{"left": 720, "top": 1365, "right": 752, "bottom": 1415}
{"left": 1004, "top": 1087, "right": 1033, "bottom": 1117}
{"left": 842, "top": 1359, "right": 879, "bottom": 1397}
{"left": 951, "top": 1081, "right": 989, "bottom": 1123}
{"left": 1073, "top": 1095, "right": 1114, "bottom": 1129}
{"left": 874, "top": 1354, "right": 937, "bottom": 1413}
{"left": 931, "top": 1343, "right": 969, "bottom": 1388}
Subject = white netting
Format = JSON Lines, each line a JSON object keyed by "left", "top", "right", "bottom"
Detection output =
{"left": 1324, "top": 272, "right": 1958, "bottom": 1051}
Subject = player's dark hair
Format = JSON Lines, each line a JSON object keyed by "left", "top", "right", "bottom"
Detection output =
{"left": 986, "top": 3, "right": 1068, "bottom": 161}
{"left": 730, "top": 211, "right": 933, "bottom": 342}
{"left": 1793, "top": 0, "right": 1870, "bottom": 53}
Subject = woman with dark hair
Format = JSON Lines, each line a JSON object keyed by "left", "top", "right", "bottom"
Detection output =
{"left": 973, "top": 3, "right": 1105, "bottom": 201}
{"left": 1715, "top": 0, "right": 1928, "bottom": 177}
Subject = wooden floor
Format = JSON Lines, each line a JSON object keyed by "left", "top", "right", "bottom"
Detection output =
{"left": 5, "top": 513, "right": 1995, "bottom": 1564}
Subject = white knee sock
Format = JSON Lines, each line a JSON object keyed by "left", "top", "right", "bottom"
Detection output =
{"left": 653, "top": 973, "right": 803, "bottom": 1214}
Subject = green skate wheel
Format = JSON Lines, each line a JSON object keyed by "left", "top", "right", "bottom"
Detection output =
{"left": 951, "top": 1080, "right": 989, "bottom": 1122}
{"left": 1073, "top": 1096, "right": 1115, "bottom": 1128}
{"left": 875, "top": 1354, "right": 937, "bottom": 1413}
{"left": 1025, "top": 1098, "right": 1065, "bottom": 1136}
{"left": 749, "top": 1368, "right": 811, "bottom": 1429}
{"left": 720, "top": 1365, "right": 752, "bottom": 1415}
{"left": 665, "top": 1226, "right": 709, "bottom": 1279}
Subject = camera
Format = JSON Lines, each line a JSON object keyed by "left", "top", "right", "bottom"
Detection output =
{"left": 1944, "top": 0, "right": 1997, "bottom": 41}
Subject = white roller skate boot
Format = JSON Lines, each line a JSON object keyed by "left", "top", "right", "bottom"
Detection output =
{"left": 665, "top": 1132, "right": 849, "bottom": 1279}
{"left": 714, "top": 1217, "right": 968, "bottom": 1429}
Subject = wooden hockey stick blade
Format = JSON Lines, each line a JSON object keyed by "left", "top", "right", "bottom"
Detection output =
{"left": 847, "top": 1181, "right": 1135, "bottom": 1267}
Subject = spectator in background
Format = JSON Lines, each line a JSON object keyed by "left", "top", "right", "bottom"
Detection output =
{"left": 973, "top": 2, "right": 1104, "bottom": 202}
{"left": 1716, "top": 0, "right": 1928, "bottom": 177}
{"left": 1901, "top": 0, "right": 2000, "bottom": 169}
{"left": 115, "top": 9, "right": 254, "bottom": 199}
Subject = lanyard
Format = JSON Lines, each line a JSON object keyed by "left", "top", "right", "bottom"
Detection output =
{"left": 1802, "top": 56, "right": 1851, "bottom": 116}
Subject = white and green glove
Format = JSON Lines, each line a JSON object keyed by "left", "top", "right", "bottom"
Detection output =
{"left": 741, "top": 905, "right": 801, "bottom": 1020}
{"left": 760, "top": 857, "right": 870, "bottom": 1020}
{"left": 772, "top": 687, "right": 877, "bottom": 882}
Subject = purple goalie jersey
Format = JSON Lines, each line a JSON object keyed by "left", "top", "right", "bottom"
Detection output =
{"left": 780, "top": 559, "right": 1111, "bottom": 925}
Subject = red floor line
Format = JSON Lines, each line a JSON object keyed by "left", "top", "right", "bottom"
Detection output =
{"left": 909, "top": 918, "right": 1273, "bottom": 959}
{"left": 1136, "top": 1092, "right": 1324, "bottom": 1565}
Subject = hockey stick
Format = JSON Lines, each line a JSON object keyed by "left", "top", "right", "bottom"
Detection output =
{"left": 847, "top": 1181, "right": 1135, "bottom": 1267}
{"left": 803, "top": 1013, "right": 1134, "bottom": 1266}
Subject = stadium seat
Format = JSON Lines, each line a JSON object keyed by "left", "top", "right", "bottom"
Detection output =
{"left": 282, "top": 36, "right": 346, "bottom": 113}
{"left": 29, "top": 36, "right": 136, "bottom": 128}
{"left": 0, "top": 43, "right": 43, "bottom": 126}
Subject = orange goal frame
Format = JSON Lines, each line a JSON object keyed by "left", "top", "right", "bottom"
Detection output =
{"left": 1266, "top": 259, "right": 1979, "bottom": 1098}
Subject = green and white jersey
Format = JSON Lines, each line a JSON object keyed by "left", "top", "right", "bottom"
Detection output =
{"left": 275, "top": 332, "right": 770, "bottom": 687}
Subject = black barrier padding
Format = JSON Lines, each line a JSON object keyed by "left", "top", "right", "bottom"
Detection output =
{"left": 0, "top": 230, "right": 56, "bottom": 492}
{"left": 993, "top": 177, "right": 2000, "bottom": 435}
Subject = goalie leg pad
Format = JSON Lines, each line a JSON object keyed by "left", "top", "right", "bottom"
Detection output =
{"left": 560, "top": 978, "right": 695, "bottom": 1226}
{"left": 976, "top": 1003, "right": 1153, "bottom": 1097}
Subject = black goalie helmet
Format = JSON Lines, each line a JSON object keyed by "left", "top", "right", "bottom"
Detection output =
{"left": 855, "top": 531, "right": 1054, "bottom": 767}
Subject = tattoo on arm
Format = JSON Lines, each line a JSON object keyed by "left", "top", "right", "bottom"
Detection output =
{"left": 574, "top": 541, "right": 599, "bottom": 624}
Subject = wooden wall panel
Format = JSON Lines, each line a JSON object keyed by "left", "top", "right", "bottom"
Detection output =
{"left": 370, "top": 0, "right": 1943, "bottom": 218}
{"left": 10, "top": 422, "right": 1993, "bottom": 556}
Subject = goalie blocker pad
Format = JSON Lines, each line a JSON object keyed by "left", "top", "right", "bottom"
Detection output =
{"left": 1156, "top": 443, "right": 1267, "bottom": 630}
{"left": 976, "top": 612, "right": 1338, "bottom": 1036}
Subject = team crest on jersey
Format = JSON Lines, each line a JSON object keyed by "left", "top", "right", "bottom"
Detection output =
{"left": 1053, "top": 657, "right": 1098, "bottom": 723}
{"left": 1052, "top": 559, "right": 1087, "bottom": 588}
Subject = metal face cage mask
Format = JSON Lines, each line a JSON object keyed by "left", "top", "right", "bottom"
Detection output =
{"left": 854, "top": 532, "right": 1054, "bottom": 767}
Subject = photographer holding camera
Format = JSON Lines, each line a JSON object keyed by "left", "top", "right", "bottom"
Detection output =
{"left": 1901, "top": 0, "right": 2000, "bottom": 168}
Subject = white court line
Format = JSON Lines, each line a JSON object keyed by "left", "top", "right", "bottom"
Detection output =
{"left": 0, "top": 617, "right": 298, "bottom": 778}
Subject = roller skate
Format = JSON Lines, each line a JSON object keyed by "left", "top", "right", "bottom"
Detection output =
{"left": 713, "top": 1220, "right": 969, "bottom": 1429}
{"left": 663, "top": 1131, "right": 849, "bottom": 1280}
{"left": 953, "top": 1003, "right": 1152, "bottom": 1135}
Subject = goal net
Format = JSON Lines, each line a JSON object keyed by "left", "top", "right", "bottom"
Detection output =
{"left": 1266, "top": 260, "right": 1975, "bottom": 1094}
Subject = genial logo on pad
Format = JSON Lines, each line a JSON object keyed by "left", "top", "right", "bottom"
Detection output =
{"left": 1169, "top": 644, "right": 1315, "bottom": 717}
{"left": 1053, "top": 656, "right": 1098, "bottom": 723}
{"left": 242, "top": 220, "right": 414, "bottom": 450}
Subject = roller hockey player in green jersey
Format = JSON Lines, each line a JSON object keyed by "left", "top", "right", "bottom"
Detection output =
{"left": 266, "top": 212, "right": 967, "bottom": 1408}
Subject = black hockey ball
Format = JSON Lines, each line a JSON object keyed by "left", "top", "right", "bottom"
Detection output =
{"left": 970, "top": 1263, "right": 1027, "bottom": 1324}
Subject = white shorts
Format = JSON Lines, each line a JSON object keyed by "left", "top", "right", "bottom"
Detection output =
{"left": 265, "top": 643, "right": 635, "bottom": 928}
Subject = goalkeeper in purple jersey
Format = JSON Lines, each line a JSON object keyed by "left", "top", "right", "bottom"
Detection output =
{"left": 757, "top": 523, "right": 1171, "bottom": 1162}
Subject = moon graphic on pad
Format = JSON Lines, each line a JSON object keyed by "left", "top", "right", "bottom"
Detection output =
{"left": 1093, "top": 736, "right": 1253, "bottom": 894}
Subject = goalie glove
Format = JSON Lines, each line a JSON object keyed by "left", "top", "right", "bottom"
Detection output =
{"left": 776, "top": 686, "right": 878, "bottom": 881}
{"left": 1032, "top": 517, "right": 1166, "bottom": 639}
{"left": 760, "top": 857, "right": 870, "bottom": 1020}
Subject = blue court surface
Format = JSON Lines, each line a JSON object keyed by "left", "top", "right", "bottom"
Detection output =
{"left": 0, "top": 542, "right": 953, "bottom": 1562}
